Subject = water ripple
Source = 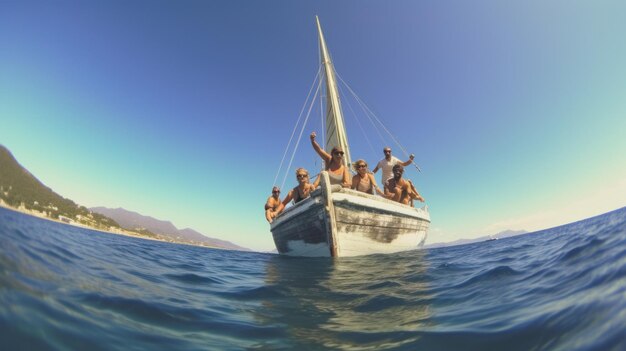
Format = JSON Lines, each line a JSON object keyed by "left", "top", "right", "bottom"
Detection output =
{"left": 1, "top": 206, "right": 625, "bottom": 350}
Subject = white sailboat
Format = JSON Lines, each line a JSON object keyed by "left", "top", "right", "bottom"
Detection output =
{"left": 270, "top": 17, "right": 430, "bottom": 257}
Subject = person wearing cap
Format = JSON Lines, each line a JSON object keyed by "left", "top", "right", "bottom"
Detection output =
{"left": 309, "top": 131, "right": 351, "bottom": 188}
{"left": 384, "top": 164, "right": 425, "bottom": 206}
{"left": 372, "top": 147, "right": 415, "bottom": 185}
{"left": 265, "top": 186, "right": 282, "bottom": 223}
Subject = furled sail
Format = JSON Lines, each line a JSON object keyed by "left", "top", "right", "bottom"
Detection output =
{"left": 316, "top": 16, "right": 352, "bottom": 168}
{"left": 270, "top": 17, "right": 431, "bottom": 257}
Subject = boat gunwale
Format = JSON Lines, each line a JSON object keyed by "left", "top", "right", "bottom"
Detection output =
{"left": 333, "top": 188, "right": 430, "bottom": 220}
{"left": 271, "top": 185, "right": 430, "bottom": 232}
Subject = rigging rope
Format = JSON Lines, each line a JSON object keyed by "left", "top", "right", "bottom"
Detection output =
{"left": 336, "top": 72, "right": 422, "bottom": 172}
{"left": 318, "top": 74, "right": 325, "bottom": 173}
{"left": 337, "top": 83, "right": 377, "bottom": 158}
{"left": 318, "top": 39, "right": 325, "bottom": 152}
{"left": 335, "top": 75, "right": 389, "bottom": 147}
{"left": 274, "top": 63, "right": 422, "bottom": 194}
{"left": 279, "top": 74, "right": 322, "bottom": 190}
{"left": 273, "top": 67, "right": 322, "bottom": 188}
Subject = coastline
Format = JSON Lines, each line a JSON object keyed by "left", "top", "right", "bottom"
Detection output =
{"left": 0, "top": 201, "right": 223, "bottom": 250}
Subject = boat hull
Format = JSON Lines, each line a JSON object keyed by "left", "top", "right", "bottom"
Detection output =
{"left": 270, "top": 173, "right": 430, "bottom": 257}
{"left": 270, "top": 192, "right": 332, "bottom": 257}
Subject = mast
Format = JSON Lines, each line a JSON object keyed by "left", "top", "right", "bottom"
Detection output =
{"left": 316, "top": 16, "right": 352, "bottom": 168}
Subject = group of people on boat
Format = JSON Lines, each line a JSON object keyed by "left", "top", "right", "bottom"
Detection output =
{"left": 265, "top": 132, "right": 425, "bottom": 223}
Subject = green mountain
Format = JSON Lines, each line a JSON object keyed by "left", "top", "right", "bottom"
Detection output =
{"left": 0, "top": 145, "right": 249, "bottom": 249}
{"left": 0, "top": 144, "right": 120, "bottom": 230}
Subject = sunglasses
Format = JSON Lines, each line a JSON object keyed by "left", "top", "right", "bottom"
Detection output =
{"left": 272, "top": 190, "right": 280, "bottom": 194}
{"left": 334, "top": 151, "right": 344, "bottom": 156}
{"left": 384, "top": 150, "right": 391, "bottom": 154}
{"left": 296, "top": 174, "right": 308, "bottom": 179}
{"left": 356, "top": 165, "right": 367, "bottom": 169}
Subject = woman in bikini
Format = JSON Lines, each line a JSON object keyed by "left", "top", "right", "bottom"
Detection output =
{"left": 309, "top": 132, "right": 351, "bottom": 188}
{"left": 351, "top": 159, "right": 383, "bottom": 195}
{"left": 275, "top": 168, "right": 320, "bottom": 215}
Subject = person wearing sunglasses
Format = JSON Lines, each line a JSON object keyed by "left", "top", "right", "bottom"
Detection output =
{"left": 372, "top": 147, "right": 415, "bottom": 186}
{"left": 264, "top": 186, "right": 282, "bottom": 224}
{"left": 351, "top": 159, "right": 383, "bottom": 195}
{"left": 309, "top": 132, "right": 351, "bottom": 188}
{"left": 275, "top": 168, "right": 320, "bottom": 215}
{"left": 384, "top": 164, "right": 425, "bottom": 206}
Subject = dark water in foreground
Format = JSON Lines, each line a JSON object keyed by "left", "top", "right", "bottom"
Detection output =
{"left": 1, "top": 207, "right": 625, "bottom": 351}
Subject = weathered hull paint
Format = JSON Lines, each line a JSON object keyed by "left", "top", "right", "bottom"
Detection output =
{"left": 270, "top": 173, "right": 430, "bottom": 257}
{"left": 270, "top": 191, "right": 330, "bottom": 257}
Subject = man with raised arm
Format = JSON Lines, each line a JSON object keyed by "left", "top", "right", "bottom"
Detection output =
{"left": 372, "top": 147, "right": 415, "bottom": 185}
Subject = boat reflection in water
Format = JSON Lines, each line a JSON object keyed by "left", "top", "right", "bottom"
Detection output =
{"left": 257, "top": 251, "right": 432, "bottom": 349}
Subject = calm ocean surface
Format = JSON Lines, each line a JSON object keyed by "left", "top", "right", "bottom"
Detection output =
{"left": 1, "top": 206, "right": 625, "bottom": 351}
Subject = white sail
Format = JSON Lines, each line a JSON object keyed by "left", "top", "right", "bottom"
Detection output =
{"left": 270, "top": 17, "right": 431, "bottom": 257}
{"left": 316, "top": 16, "right": 352, "bottom": 168}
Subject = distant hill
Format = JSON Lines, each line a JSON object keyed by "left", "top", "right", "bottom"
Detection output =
{"left": 0, "top": 144, "right": 120, "bottom": 230}
{"left": 426, "top": 229, "right": 529, "bottom": 249}
{"left": 0, "top": 144, "right": 249, "bottom": 251}
{"left": 90, "top": 207, "right": 250, "bottom": 251}
{"left": 89, "top": 207, "right": 179, "bottom": 236}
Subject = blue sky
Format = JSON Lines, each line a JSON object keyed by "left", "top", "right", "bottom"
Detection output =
{"left": 1, "top": 1, "right": 625, "bottom": 251}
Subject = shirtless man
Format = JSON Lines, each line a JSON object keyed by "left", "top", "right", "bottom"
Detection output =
{"left": 265, "top": 186, "right": 282, "bottom": 223}
{"left": 384, "top": 164, "right": 425, "bottom": 206}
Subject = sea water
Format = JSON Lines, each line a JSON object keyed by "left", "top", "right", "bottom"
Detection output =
{"left": 1, "top": 206, "right": 625, "bottom": 351}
